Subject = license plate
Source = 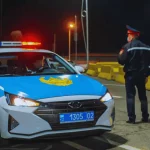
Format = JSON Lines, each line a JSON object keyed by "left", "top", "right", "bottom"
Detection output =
{"left": 59, "top": 111, "right": 94, "bottom": 124}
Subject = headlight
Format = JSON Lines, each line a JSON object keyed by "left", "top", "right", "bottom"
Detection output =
{"left": 100, "top": 92, "right": 112, "bottom": 102}
{"left": 6, "top": 94, "right": 40, "bottom": 107}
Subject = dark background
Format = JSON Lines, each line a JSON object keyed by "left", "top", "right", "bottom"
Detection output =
{"left": 0, "top": 0, "right": 150, "bottom": 55}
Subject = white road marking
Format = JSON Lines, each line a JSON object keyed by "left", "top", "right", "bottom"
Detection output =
{"left": 119, "top": 145, "right": 141, "bottom": 150}
{"left": 62, "top": 140, "right": 92, "bottom": 150}
{"left": 113, "top": 96, "right": 123, "bottom": 99}
{"left": 104, "top": 84, "right": 125, "bottom": 87}
{"left": 93, "top": 136, "right": 142, "bottom": 150}
{"left": 92, "top": 136, "right": 119, "bottom": 146}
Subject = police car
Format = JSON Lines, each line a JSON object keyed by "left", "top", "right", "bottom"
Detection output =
{"left": 0, "top": 41, "right": 115, "bottom": 139}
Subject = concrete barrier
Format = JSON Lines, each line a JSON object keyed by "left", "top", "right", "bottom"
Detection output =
{"left": 111, "top": 65, "right": 120, "bottom": 80}
{"left": 96, "top": 62, "right": 119, "bottom": 75}
{"left": 86, "top": 63, "right": 97, "bottom": 76}
{"left": 96, "top": 62, "right": 118, "bottom": 65}
{"left": 86, "top": 69, "right": 97, "bottom": 76}
{"left": 97, "top": 64, "right": 120, "bottom": 80}
{"left": 98, "top": 65, "right": 113, "bottom": 80}
{"left": 88, "top": 63, "right": 97, "bottom": 70}
{"left": 115, "top": 66, "right": 125, "bottom": 84}
{"left": 146, "top": 76, "right": 150, "bottom": 90}
{"left": 86, "top": 62, "right": 120, "bottom": 78}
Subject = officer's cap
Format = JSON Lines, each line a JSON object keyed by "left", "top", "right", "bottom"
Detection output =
{"left": 126, "top": 25, "right": 140, "bottom": 36}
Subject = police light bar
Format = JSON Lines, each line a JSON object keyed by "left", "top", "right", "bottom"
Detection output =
{"left": 22, "top": 42, "right": 41, "bottom": 46}
{"left": 0, "top": 41, "right": 22, "bottom": 47}
{"left": 0, "top": 41, "right": 41, "bottom": 47}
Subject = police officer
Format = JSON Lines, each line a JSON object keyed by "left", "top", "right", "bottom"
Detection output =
{"left": 118, "top": 25, "right": 149, "bottom": 124}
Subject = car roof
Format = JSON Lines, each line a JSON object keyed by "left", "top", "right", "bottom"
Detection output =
{"left": 0, "top": 48, "right": 54, "bottom": 54}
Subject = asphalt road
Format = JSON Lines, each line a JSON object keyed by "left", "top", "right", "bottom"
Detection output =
{"left": 0, "top": 78, "right": 150, "bottom": 150}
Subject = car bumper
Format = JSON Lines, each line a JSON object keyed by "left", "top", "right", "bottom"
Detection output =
{"left": 0, "top": 95, "right": 115, "bottom": 139}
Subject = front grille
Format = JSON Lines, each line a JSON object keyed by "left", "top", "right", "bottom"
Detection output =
{"left": 34, "top": 99, "right": 107, "bottom": 131}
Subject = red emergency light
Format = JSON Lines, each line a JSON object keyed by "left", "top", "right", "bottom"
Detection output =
{"left": 22, "top": 42, "right": 41, "bottom": 46}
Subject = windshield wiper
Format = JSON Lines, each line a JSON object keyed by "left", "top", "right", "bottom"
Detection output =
{"left": 34, "top": 72, "right": 77, "bottom": 75}
{"left": 23, "top": 72, "right": 76, "bottom": 76}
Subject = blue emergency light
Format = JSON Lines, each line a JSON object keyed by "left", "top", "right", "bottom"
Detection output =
{"left": 0, "top": 41, "right": 22, "bottom": 47}
{"left": 0, "top": 41, "right": 41, "bottom": 47}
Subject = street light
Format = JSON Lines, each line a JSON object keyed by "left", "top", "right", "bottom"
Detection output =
{"left": 74, "top": 15, "right": 78, "bottom": 63}
{"left": 81, "top": 0, "right": 89, "bottom": 69}
{"left": 69, "top": 24, "right": 74, "bottom": 28}
{"left": 68, "top": 23, "right": 74, "bottom": 61}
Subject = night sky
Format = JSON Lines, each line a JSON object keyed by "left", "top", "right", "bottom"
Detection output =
{"left": 0, "top": 0, "right": 150, "bottom": 55}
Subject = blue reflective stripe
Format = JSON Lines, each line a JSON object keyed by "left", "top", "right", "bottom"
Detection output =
{"left": 127, "top": 47, "right": 150, "bottom": 52}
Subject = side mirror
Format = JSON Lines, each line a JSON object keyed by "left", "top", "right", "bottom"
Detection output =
{"left": 74, "top": 65, "right": 85, "bottom": 73}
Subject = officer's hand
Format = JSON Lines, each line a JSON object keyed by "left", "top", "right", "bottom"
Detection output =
{"left": 145, "top": 77, "right": 148, "bottom": 84}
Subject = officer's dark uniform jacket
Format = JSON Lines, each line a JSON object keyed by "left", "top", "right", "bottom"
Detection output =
{"left": 118, "top": 39, "right": 150, "bottom": 76}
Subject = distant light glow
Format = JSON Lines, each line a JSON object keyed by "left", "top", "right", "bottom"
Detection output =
{"left": 69, "top": 24, "right": 74, "bottom": 28}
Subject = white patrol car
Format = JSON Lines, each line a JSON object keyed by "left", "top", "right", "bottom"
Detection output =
{"left": 0, "top": 41, "right": 115, "bottom": 139}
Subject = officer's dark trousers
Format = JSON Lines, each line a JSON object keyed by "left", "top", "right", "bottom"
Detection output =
{"left": 125, "top": 72, "right": 149, "bottom": 120}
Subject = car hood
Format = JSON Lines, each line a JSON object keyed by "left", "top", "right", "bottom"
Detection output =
{"left": 0, "top": 74, "right": 107, "bottom": 100}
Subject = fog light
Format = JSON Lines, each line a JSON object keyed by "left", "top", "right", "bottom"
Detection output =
{"left": 8, "top": 115, "right": 19, "bottom": 131}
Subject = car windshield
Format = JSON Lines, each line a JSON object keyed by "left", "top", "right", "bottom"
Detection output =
{"left": 0, "top": 52, "right": 77, "bottom": 76}
{"left": 68, "top": 61, "right": 76, "bottom": 66}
